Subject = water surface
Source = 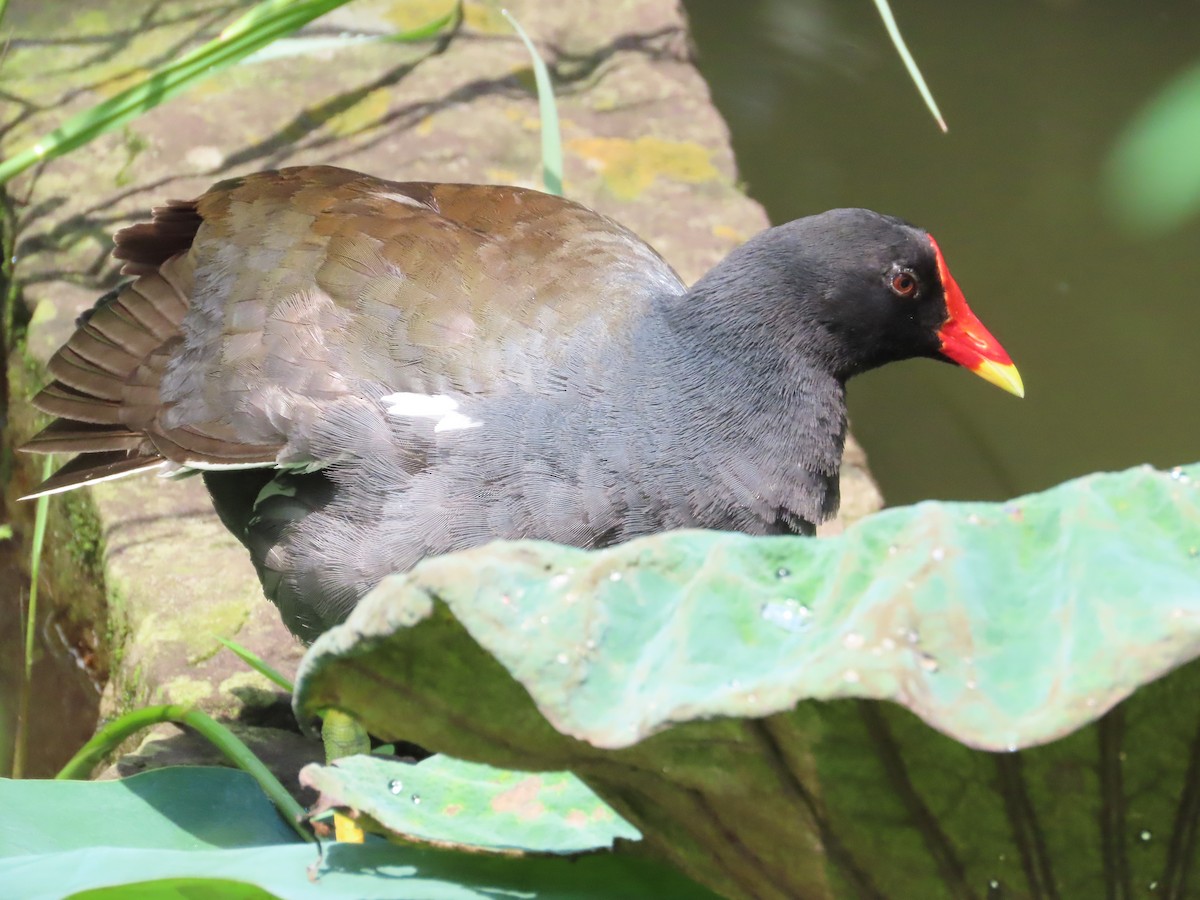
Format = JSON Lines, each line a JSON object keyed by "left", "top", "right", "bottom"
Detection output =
{"left": 685, "top": 0, "right": 1200, "bottom": 504}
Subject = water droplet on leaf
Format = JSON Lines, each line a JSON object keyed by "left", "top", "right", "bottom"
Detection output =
{"left": 761, "top": 600, "right": 812, "bottom": 633}
{"left": 388, "top": 780, "right": 403, "bottom": 794}
{"left": 609, "top": 571, "right": 623, "bottom": 582}
{"left": 919, "top": 652, "right": 939, "bottom": 673}
{"left": 411, "top": 794, "right": 422, "bottom": 805}
{"left": 776, "top": 567, "right": 790, "bottom": 579}
{"left": 931, "top": 546, "right": 945, "bottom": 562}
{"left": 1140, "top": 830, "right": 1152, "bottom": 842}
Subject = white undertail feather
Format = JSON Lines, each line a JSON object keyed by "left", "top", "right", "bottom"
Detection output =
{"left": 20, "top": 460, "right": 167, "bottom": 500}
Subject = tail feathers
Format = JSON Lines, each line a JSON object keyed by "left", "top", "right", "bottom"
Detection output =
{"left": 46, "top": 347, "right": 127, "bottom": 400}
{"left": 33, "top": 257, "right": 193, "bottom": 431}
{"left": 32, "top": 382, "right": 125, "bottom": 424}
{"left": 22, "top": 419, "right": 145, "bottom": 454}
{"left": 19, "top": 197, "right": 214, "bottom": 502}
{"left": 20, "top": 450, "right": 166, "bottom": 500}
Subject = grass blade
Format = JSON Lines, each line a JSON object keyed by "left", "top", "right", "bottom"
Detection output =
{"left": 871, "top": 0, "right": 948, "bottom": 133}
{"left": 501, "top": 8, "right": 563, "bottom": 196}
{"left": 0, "top": 0, "right": 355, "bottom": 185}
{"left": 215, "top": 635, "right": 294, "bottom": 692}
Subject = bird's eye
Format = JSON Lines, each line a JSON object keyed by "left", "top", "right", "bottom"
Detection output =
{"left": 889, "top": 269, "right": 918, "bottom": 298}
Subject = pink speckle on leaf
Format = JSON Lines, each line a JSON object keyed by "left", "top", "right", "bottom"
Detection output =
{"left": 491, "top": 776, "right": 546, "bottom": 821}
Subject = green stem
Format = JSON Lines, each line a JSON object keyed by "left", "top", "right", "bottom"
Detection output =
{"left": 322, "top": 709, "right": 371, "bottom": 762}
{"left": 57, "top": 704, "right": 313, "bottom": 842}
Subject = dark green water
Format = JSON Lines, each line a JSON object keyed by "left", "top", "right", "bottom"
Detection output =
{"left": 0, "top": 544, "right": 100, "bottom": 778}
{"left": 685, "top": 0, "right": 1200, "bottom": 505}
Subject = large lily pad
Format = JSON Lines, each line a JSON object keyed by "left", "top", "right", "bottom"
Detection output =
{"left": 294, "top": 463, "right": 1200, "bottom": 899}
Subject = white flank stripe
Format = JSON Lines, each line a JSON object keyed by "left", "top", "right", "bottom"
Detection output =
{"left": 382, "top": 392, "right": 482, "bottom": 432}
{"left": 434, "top": 412, "right": 482, "bottom": 432}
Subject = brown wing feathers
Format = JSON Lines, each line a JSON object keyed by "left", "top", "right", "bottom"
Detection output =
{"left": 20, "top": 202, "right": 204, "bottom": 492}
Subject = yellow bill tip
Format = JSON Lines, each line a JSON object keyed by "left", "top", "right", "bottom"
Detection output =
{"left": 971, "top": 358, "right": 1025, "bottom": 398}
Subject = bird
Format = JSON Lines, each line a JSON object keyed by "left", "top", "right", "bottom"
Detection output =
{"left": 20, "top": 164, "right": 1022, "bottom": 642}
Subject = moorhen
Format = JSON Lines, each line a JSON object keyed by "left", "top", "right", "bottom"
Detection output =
{"left": 21, "top": 165, "right": 1022, "bottom": 641}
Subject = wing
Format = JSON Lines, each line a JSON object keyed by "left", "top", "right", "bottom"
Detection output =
{"left": 24, "top": 165, "right": 686, "bottom": 488}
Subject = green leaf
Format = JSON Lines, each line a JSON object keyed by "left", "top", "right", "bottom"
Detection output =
{"left": 1105, "top": 60, "right": 1200, "bottom": 235}
{"left": 293, "top": 463, "right": 1200, "bottom": 898}
{"left": 300, "top": 754, "right": 640, "bottom": 853}
{"left": 0, "top": 768, "right": 300, "bottom": 855}
{"left": 68, "top": 879, "right": 280, "bottom": 900}
{"left": 4, "top": 841, "right": 715, "bottom": 899}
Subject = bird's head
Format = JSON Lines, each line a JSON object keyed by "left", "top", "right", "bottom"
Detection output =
{"left": 692, "top": 208, "right": 1023, "bottom": 397}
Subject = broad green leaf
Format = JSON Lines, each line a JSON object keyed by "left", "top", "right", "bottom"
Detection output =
{"left": 0, "top": 768, "right": 300, "bottom": 855}
{"left": 2, "top": 841, "right": 717, "bottom": 900}
{"left": 294, "top": 463, "right": 1200, "bottom": 899}
{"left": 300, "top": 753, "right": 639, "bottom": 853}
